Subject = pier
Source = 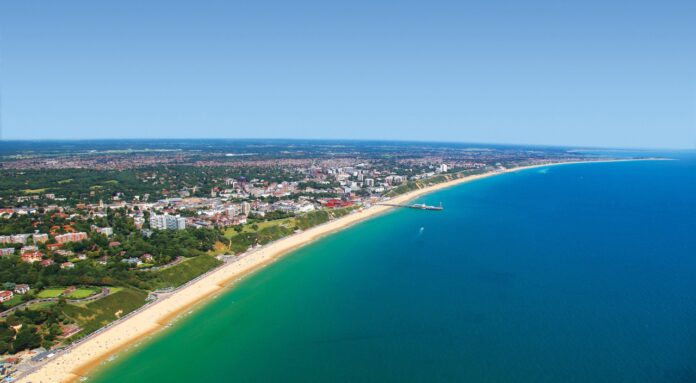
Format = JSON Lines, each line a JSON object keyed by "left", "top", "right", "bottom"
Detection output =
{"left": 377, "top": 202, "right": 444, "bottom": 211}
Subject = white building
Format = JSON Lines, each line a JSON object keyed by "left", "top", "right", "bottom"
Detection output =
{"left": 91, "top": 226, "right": 114, "bottom": 237}
{"left": 241, "top": 202, "right": 251, "bottom": 215}
{"left": 0, "top": 234, "right": 31, "bottom": 245}
{"left": 385, "top": 175, "right": 406, "bottom": 185}
{"left": 0, "top": 248, "right": 15, "bottom": 256}
{"left": 149, "top": 214, "right": 187, "bottom": 231}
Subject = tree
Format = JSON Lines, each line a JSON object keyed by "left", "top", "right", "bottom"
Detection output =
{"left": 0, "top": 340, "right": 10, "bottom": 354}
{"left": 12, "top": 326, "right": 42, "bottom": 351}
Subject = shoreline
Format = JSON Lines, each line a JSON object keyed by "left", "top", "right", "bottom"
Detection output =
{"left": 17, "top": 159, "right": 651, "bottom": 383}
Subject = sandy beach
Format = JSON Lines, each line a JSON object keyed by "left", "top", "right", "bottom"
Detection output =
{"left": 17, "top": 160, "right": 626, "bottom": 383}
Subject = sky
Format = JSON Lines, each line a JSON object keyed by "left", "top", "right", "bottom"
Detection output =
{"left": 0, "top": 0, "right": 694, "bottom": 148}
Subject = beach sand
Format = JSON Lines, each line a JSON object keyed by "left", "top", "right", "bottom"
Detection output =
{"left": 17, "top": 161, "right": 623, "bottom": 383}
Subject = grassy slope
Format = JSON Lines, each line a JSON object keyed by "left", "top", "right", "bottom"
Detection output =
{"left": 222, "top": 208, "right": 355, "bottom": 254}
{"left": 149, "top": 255, "right": 222, "bottom": 289}
{"left": 61, "top": 288, "right": 148, "bottom": 337}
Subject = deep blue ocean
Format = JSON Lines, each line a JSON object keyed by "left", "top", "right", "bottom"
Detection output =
{"left": 93, "top": 155, "right": 696, "bottom": 383}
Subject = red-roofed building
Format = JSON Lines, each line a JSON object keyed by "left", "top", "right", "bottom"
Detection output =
{"left": 60, "top": 262, "right": 75, "bottom": 269}
{"left": 0, "top": 290, "right": 13, "bottom": 303}
{"left": 40, "top": 259, "right": 55, "bottom": 267}
{"left": 47, "top": 243, "right": 63, "bottom": 251}
{"left": 21, "top": 251, "right": 43, "bottom": 263}
{"left": 322, "top": 199, "right": 354, "bottom": 208}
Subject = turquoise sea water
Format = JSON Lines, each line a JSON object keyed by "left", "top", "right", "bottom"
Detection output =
{"left": 92, "top": 158, "right": 696, "bottom": 383}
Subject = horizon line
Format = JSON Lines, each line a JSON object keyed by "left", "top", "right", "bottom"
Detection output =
{"left": 0, "top": 137, "right": 692, "bottom": 152}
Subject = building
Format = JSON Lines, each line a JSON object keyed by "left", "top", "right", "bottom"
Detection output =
{"left": 14, "top": 284, "right": 30, "bottom": 294}
{"left": 364, "top": 178, "right": 375, "bottom": 187}
{"left": 0, "top": 234, "right": 31, "bottom": 245}
{"left": 60, "top": 262, "right": 75, "bottom": 269}
{"left": 54, "top": 249, "right": 74, "bottom": 257}
{"left": 33, "top": 233, "right": 49, "bottom": 244}
{"left": 0, "top": 290, "right": 13, "bottom": 303}
{"left": 438, "top": 164, "right": 448, "bottom": 173}
{"left": 149, "top": 214, "right": 186, "bottom": 230}
{"left": 46, "top": 243, "right": 63, "bottom": 251}
{"left": 241, "top": 201, "right": 251, "bottom": 215}
{"left": 20, "top": 251, "right": 43, "bottom": 263}
{"left": 91, "top": 226, "right": 114, "bottom": 237}
{"left": 0, "top": 248, "right": 16, "bottom": 256}
{"left": 385, "top": 175, "right": 406, "bottom": 185}
{"left": 40, "top": 259, "right": 55, "bottom": 267}
{"left": 122, "top": 257, "right": 143, "bottom": 267}
{"left": 323, "top": 199, "right": 354, "bottom": 208}
{"left": 55, "top": 232, "right": 88, "bottom": 244}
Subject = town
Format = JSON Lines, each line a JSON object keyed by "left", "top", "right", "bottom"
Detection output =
{"left": 0, "top": 140, "right": 600, "bottom": 379}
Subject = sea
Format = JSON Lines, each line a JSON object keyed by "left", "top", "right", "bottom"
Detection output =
{"left": 91, "top": 154, "right": 696, "bottom": 383}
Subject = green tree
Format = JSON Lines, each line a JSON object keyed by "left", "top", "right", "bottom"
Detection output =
{"left": 12, "top": 326, "right": 42, "bottom": 351}
{"left": 0, "top": 340, "right": 10, "bottom": 354}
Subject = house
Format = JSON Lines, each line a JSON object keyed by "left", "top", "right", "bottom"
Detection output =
{"left": 0, "top": 290, "right": 13, "bottom": 303}
{"left": 97, "top": 255, "right": 110, "bottom": 265}
{"left": 54, "top": 249, "right": 74, "bottom": 257}
{"left": 40, "top": 259, "right": 55, "bottom": 267}
{"left": 140, "top": 253, "right": 154, "bottom": 263}
{"left": 0, "top": 248, "right": 15, "bottom": 256}
{"left": 46, "top": 243, "right": 63, "bottom": 251}
{"left": 14, "top": 284, "right": 30, "bottom": 294}
{"left": 122, "top": 257, "right": 143, "bottom": 267}
{"left": 60, "top": 262, "right": 75, "bottom": 269}
{"left": 108, "top": 241, "right": 121, "bottom": 248}
{"left": 20, "top": 251, "right": 43, "bottom": 263}
{"left": 91, "top": 226, "right": 114, "bottom": 237}
{"left": 76, "top": 253, "right": 87, "bottom": 260}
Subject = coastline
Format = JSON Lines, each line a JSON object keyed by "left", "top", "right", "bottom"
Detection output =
{"left": 17, "top": 159, "right": 645, "bottom": 383}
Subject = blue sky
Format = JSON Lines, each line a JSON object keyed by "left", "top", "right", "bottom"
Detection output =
{"left": 1, "top": 0, "right": 694, "bottom": 148}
